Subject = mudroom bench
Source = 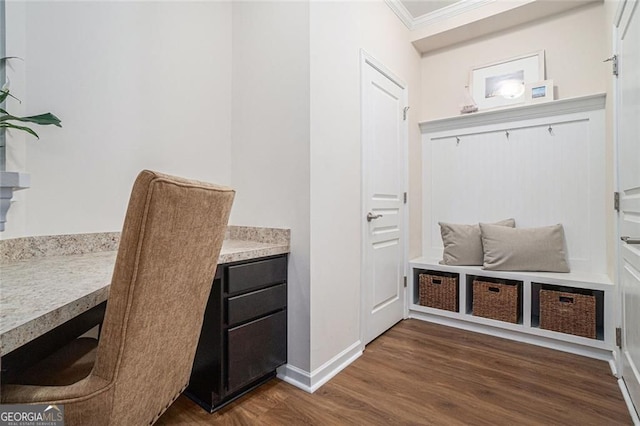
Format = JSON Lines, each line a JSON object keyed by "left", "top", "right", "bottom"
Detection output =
{"left": 408, "top": 257, "right": 615, "bottom": 361}
{"left": 414, "top": 94, "right": 615, "bottom": 362}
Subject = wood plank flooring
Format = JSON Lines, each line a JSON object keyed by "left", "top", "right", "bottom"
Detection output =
{"left": 157, "top": 319, "right": 632, "bottom": 425}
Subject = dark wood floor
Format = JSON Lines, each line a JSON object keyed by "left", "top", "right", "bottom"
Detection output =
{"left": 157, "top": 319, "right": 632, "bottom": 425}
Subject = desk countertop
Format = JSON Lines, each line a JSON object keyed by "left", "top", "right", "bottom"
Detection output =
{"left": 0, "top": 228, "right": 289, "bottom": 356}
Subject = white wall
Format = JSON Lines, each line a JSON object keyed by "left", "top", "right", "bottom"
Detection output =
{"left": 228, "top": 0, "right": 422, "bottom": 379}
{"left": 3, "top": 1, "right": 233, "bottom": 239}
{"left": 5, "top": 0, "right": 315, "bottom": 377}
{"left": 230, "top": 1, "right": 311, "bottom": 372}
{"left": 420, "top": 2, "right": 608, "bottom": 120}
{"left": 229, "top": 0, "right": 422, "bottom": 381}
{"left": 309, "top": 1, "right": 421, "bottom": 372}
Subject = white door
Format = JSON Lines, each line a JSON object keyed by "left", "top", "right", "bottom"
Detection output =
{"left": 616, "top": 0, "right": 640, "bottom": 417}
{"left": 361, "top": 52, "right": 406, "bottom": 345}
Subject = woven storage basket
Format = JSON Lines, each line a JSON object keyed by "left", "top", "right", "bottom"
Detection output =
{"left": 419, "top": 273, "right": 458, "bottom": 312}
{"left": 539, "top": 289, "right": 596, "bottom": 339}
{"left": 472, "top": 279, "right": 519, "bottom": 323}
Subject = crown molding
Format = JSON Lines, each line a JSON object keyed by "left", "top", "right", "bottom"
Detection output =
{"left": 385, "top": 0, "right": 497, "bottom": 31}
{"left": 384, "top": 0, "right": 414, "bottom": 29}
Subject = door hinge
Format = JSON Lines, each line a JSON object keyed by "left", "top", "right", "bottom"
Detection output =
{"left": 403, "top": 106, "right": 410, "bottom": 121}
{"left": 616, "top": 327, "right": 622, "bottom": 348}
{"left": 403, "top": 276, "right": 407, "bottom": 288}
{"left": 614, "top": 192, "right": 620, "bottom": 211}
{"left": 403, "top": 192, "right": 407, "bottom": 204}
{"left": 604, "top": 55, "right": 618, "bottom": 77}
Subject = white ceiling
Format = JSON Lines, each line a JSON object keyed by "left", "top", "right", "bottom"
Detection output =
{"left": 400, "top": 0, "right": 462, "bottom": 18}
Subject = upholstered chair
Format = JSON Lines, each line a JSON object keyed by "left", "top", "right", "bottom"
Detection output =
{"left": 1, "top": 170, "right": 235, "bottom": 425}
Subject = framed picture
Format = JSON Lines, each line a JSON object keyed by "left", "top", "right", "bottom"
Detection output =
{"left": 469, "top": 51, "right": 545, "bottom": 110}
{"left": 525, "top": 79, "right": 554, "bottom": 104}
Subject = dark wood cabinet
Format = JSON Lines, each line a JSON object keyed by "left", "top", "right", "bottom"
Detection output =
{"left": 186, "top": 254, "right": 288, "bottom": 412}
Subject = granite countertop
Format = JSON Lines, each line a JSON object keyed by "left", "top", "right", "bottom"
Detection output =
{"left": 0, "top": 226, "right": 289, "bottom": 356}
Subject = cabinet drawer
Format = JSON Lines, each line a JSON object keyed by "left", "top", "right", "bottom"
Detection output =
{"left": 227, "top": 256, "right": 287, "bottom": 294}
{"left": 227, "top": 283, "right": 286, "bottom": 326}
{"left": 227, "top": 310, "right": 287, "bottom": 393}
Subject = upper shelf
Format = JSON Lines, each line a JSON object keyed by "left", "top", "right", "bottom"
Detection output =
{"left": 419, "top": 93, "right": 606, "bottom": 134}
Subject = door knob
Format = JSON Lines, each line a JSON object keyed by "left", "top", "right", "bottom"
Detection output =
{"left": 367, "top": 212, "right": 383, "bottom": 222}
{"left": 621, "top": 236, "right": 640, "bottom": 245}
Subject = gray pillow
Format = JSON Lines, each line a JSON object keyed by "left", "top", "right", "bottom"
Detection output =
{"left": 439, "top": 218, "right": 515, "bottom": 266}
{"left": 479, "top": 223, "right": 570, "bottom": 272}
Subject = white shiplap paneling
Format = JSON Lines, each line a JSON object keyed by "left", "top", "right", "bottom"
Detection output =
{"left": 422, "top": 96, "right": 606, "bottom": 274}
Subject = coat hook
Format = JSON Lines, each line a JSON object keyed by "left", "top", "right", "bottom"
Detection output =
{"left": 456, "top": 136, "right": 460, "bottom": 146}
{"left": 505, "top": 130, "right": 510, "bottom": 139}
{"left": 548, "top": 125, "right": 554, "bottom": 135}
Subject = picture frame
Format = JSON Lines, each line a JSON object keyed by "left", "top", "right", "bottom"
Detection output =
{"left": 469, "top": 51, "right": 545, "bottom": 111}
{"left": 525, "top": 79, "right": 554, "bottom": 104}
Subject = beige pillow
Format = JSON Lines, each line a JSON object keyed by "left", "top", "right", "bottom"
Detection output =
{"left": 439, "top": 218, "right": 515, "bottom": 266}
{"left": 479, "top": 223, "right": 570, "bottom": 272}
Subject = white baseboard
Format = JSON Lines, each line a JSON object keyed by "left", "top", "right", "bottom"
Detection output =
{"left": 618, "top": 378, "right": 640, "bottom": 425}
{"left": 277, "top": 340, "right": 363, "bottom": 393}
{"left": 610, "top": 358, "right": 620, "bottom": 377}
{"left": 277, "top": 363, "right": 313, "bottom": 392}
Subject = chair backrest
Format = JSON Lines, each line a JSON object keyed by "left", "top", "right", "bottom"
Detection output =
{"left": 92, "top": 170, "right": 234, "bottom": 424}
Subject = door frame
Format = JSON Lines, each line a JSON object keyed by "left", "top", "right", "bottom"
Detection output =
{"left": 613, "top": 0, "right": 640, "bottom": 422}
{"left": 615, "top": 0, "right": 636, "bottom": 376}
{"left": 359, "top": 49, "right": 409, "bottom": 350}
{"left": 613, "top": 0, "right": 624, "bottom": 379}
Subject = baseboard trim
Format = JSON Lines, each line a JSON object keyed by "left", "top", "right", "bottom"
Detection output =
{"left": 277, "top": 340, "right": 363, "bottom": 393}
{"left": 618, "top": 378, "right": 640, "bottom": 425}
{"left": 610, "top": 358, "right": 619, "bottom": 377}
{"left": 277, "top": 363, "right": 313, "bottom": 392}
{"left": 409, "top": 312, "right": 614, "bottom": 362}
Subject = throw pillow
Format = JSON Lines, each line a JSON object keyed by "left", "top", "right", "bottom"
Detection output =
{"left": 479, "top": 223, "right": 570, "bottom": 272}
{"left": 439, "top": 218, "right": 515, "bottom": 266}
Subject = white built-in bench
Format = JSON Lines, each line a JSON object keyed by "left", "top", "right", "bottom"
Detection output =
{"left": 408, "top": 257, "right": 615, "bottom": 360}
{"left": 413, "top": 94, "right": 616, "bottom": 361}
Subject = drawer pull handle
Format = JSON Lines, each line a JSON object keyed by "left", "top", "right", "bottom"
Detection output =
{"left": 559, "top": 296, "right": 574, "bottom": 303}
{"left": 432, "top": 278, "right": 442, "bottom": 285}
{"left": 488, "top": 286, "right": 500, "bottom": 293}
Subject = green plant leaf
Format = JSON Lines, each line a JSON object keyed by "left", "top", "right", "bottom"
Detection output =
{"left": 1, "top": 57, "right": 60, "bottom": 140}
{"left": 0, "top": 112, "right": 62, "bottom": 127}
{"left": 0, "top": 122, "right": 40, "bottom": 139}
{"left": 0, "top": 57, "right": 23, "bottom": 64}
{"left": 0, "top": 89, "right": 21, "bottom": 104}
